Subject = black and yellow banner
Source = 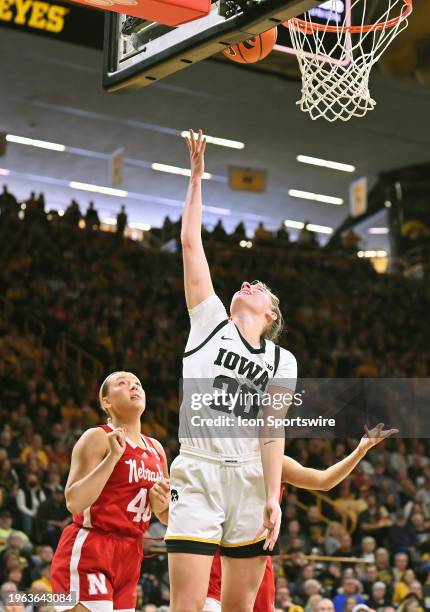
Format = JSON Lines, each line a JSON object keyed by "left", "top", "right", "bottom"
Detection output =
{"left": 0, "top": 0, "right": 104, "bottom": 48}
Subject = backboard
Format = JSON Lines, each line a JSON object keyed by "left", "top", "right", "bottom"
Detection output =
{"left": 103, "top": 0, "right": 322, "bottom": 92}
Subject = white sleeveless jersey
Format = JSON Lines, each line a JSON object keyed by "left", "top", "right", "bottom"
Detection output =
{"left": 179, "top": 293, "right": 297, "bottom": 458}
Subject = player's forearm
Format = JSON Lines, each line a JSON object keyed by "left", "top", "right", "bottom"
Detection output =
{"left": 154, "top": 507, "right": 169, "bottom": 526}
{"left": 65, "top": 452, "right": 118, "bottom": 514}
{"left": 260, "top": 437, "right": 284, "bottom": 500}
{"left": 181, "top": 177, "right": 203, "bottom": 247}
{"left": 149, "top": 488, "right": 169, "bottom": 519}
{"left": 316, "top": 445, "right": 366, "bottom": 490}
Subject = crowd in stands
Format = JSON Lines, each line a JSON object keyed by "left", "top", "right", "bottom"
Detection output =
{"left": 0, "top": 187, "right": 429, "bottom": 611}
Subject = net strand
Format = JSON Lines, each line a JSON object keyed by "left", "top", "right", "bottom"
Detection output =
{"left": 286, "top": 0, "right": 412, "bottom": 121}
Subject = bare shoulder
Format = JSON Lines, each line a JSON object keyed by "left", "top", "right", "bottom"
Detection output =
{"left": 147, "top": 437, "right": 165, "bottom": 456}
{"left": 73, "top": 427, "right": 109, "bottom": 454}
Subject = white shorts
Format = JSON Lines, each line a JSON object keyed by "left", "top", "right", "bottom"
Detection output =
{"left": 165, "top": 447, "right": 272, "bottom": 557}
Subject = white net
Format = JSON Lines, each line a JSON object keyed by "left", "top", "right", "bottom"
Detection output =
{"left": 286, "top": 0, "right": 412, "bottom": 122}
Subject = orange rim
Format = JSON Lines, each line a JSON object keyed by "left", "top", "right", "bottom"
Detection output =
{"left": 286, "top": 0, "right": 412, "bottom": 34}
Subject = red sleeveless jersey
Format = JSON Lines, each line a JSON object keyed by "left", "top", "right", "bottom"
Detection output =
{"left": 73, "top": 424, "right": 164, "bottom": 538}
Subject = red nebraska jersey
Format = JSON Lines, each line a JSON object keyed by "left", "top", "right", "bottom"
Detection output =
{"left": 73, "top": 424, "right": 164, "bottom": 537}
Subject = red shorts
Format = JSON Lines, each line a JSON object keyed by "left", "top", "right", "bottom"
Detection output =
{"left": 207, "top": 552, "right": 275, "bottom": 611}
{"left": 254, "top": 558, "right": 275, "bottom": 612}
{"left": 52, "top": 523, "right": 143, "bottom": 612}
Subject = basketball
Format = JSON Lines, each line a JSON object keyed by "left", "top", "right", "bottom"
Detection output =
{"left": 223, "top": 27, "right": 278, "bottom": 64}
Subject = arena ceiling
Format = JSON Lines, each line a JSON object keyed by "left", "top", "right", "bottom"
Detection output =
{"left": 1, "top": 24, "right": 430, "bottom": 252}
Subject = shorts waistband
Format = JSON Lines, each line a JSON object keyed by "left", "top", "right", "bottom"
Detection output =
{"left": 180, "top": 445, "right": 261, "bottom": 465}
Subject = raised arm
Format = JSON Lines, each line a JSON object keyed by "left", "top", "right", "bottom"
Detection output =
{"left": 65, "top": 427, "right": 126, "bottom": 515}
{"left": 181, "top": 129, "right": 214, "bottom": 309}
{"left": 282, "top": 423, "right": 398, "bottom": 491}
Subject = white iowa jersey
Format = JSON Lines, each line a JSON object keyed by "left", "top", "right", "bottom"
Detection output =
{"left": 179, "top": 293, "right": 297, "bottom": 458}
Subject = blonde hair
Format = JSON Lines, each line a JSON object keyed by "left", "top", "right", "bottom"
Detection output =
{"left": 254, "top": 281, "right": 284, "bottom": 343}
{"left": 98, "top": 372, "right": 118, "bottom": 418}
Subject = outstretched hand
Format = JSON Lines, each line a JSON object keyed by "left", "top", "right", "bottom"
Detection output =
{"left": 255, "top": 498, "right": 281, "bottom": 551}
{"left": 185, "top": 128, "right": 206, "bottom": 178}
{"left": 358, "top": 422, "right": 398, "bottom": 453}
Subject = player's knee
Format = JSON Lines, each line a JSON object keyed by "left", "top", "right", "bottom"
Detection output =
{"left": 171, "top": 596, "right": 207, "bottom": 612}
{"left": 171, "top": 605, "right": 205, "bottom": 612}
{"left": 221, "top": 598, "right": 254, "bottom": 612}
{"left": 222, "top": 606, "right": 253, "bottom": 612}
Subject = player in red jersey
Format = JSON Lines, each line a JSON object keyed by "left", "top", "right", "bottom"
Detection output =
{"left": 52, "top": 371, "right": 170, "bottom": 612}
{"left": 205, "top": 423, "right": 397, "bottom": 611}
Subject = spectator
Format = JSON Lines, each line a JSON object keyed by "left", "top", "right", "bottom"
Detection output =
{"left": 276, "top": 222, "right": 290, "bottom": 243}
{"left": 63, "top": 199, "right": 81, "bottom": 226}
{"left": 324, "top": 523, "right": 345, "bottom": 555}
{"left": 298, "top": 222, "right": 317, "bottom": 246}
{"left": 387, "top": 510, "right": 416, "bottom": 554}
{"left": 20, "top": 435, "right": 49, "bottom": 471}
{"left": 393, "top": 552, "right": 409, "bottom": 582}
{"left": 360, "top": 536, "right": 376, "bottom": 562}
{"left": 34, "top": 487, "right": 70, "bottom": 548}
{"left": 254, "top": 222, "right": 272, "bottom": 243}
{"left": 361, "top": 564, "right": 379, "bottom": 600}
{"left": 393, "top": 570, "right": 418, "bottom": 604}
{"left": 375, "top": 549, "right": 394, "bottom": 585}
{"left": 0, "top": 457, "right": 19, "bottom": 491}
{"left": 333, "top": 533, "right": 355, "bottom": 559}
{"left": 0, "top": 185, "right": 18, "bottom": 218}
{"left": 317, "top": 599, "right": 335, "bottom": 612}
{"left": 304, "top": 506, "right": 325, "bottom": 548}
{"left": 30, "top": 561, "right": 52, "bottom": 592}
{"left": 333, "top": 578, "right": 365, "bottom": 612}
{"left": 232, "top": 221, "right": 246, "bottom": 242}
{"left": 117, "top": 205, "right": 128, "bottom": 235}
{"left": 276, "top": 586, "right": 304, "bottom": 612}
{"left": 85, "top": 202, "right": 100, "bottom": 230}
{"left": 0, "top": 511, "right": 13, "bottom": 552}
{"left": 212, "top": 219, "right": 228, "bottom": 241}
{"left": 369, "top": 581, "right": 390, "bottom": 609}
{"left": 16, "top": 475, "right": 46, "bottom": 536}
{"left": 398, "top": 593, "right": 424, "bottom": 612}
{"left": 357, "top": 492, "right": 391, "bottom": 540}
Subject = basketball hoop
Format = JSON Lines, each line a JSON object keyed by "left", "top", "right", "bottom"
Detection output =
{"left": 284, "top": 0, "right": 413, "bottom": 122}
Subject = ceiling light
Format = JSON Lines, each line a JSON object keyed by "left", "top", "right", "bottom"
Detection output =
{"left": 130, "top": 222, "right": 152, "bottom": 231}
{"left": 203, "top": 205, "right": 230, "bottom": 215}
{"left": 151, "top": 162, "right": 212, "bottom": 180}
{"left": 284, "top": 219, "right": 304, "bottom": 230}
{"left": 0, "top": 168, "right": 10, "bottom": 175}
{"left": 6, "top": 134, "right": 66, "bottom": 152}
{"left": 297, "top": 155, "right": 355, "bottom": 172}
{"left": 69, "top": 181, "right": 128, "bottom": 197}
{"left": 306, "top": 223, "right": 333, "bottom": 234}
{"left": 357, "top": 250, "right": 387, "bottom": 258}
{"left": 284, "top": 219, "right": 332, "bottom": 234}
{"left": 368, "top": 227, "right": 389, "bottom": 234}
{"left": 180, "top": 131, "right": 244, "bottom": 150}
{"left": 288, "top": 189, "right": 343, "bottom": 205}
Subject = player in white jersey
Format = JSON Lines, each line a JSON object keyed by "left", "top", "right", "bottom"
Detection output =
{"left": 166, "top": 130, "right": 297, "bottom": 611}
